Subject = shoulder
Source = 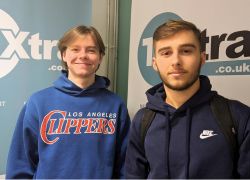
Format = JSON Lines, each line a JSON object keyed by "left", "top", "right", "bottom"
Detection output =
{"left": 131, "top": 108, "right": 147, "bottom": 128}
{"left": 31, "top": 86, "right": 54, "bottom": 97}
{"left": 26, "top": 86, "right": 54, "bottom": 105}
{"left": 226, "top": 98, "right": 250, "bottom": 133}
{"left": 227, "top": 98, "right": 250, "bottom": 118}
{"left": 213, "top": 95, "right": 250, "bottom": 119}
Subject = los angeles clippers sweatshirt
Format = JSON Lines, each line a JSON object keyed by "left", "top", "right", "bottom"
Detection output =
{"left": 6, "top": 71, "right": 131, "bottom": 179}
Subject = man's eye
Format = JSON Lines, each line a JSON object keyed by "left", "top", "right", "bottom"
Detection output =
{"left": 87, "top": 49, "right": 97, "bottom": 53}
{"left": 181, "top": 49, "right": 193, "bottom": 54}
{"left": 161, "top": 51, "right": 171, "bottom": 56}
{"left": 71, "top": 48, "right": 79, "bottom": 52}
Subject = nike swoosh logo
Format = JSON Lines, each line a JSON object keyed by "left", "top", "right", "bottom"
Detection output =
{"left": 200, "top": 134, "right": 217, "bottom": 139}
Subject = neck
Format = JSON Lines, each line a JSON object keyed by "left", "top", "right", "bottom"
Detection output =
{"left": 165, "top": 79, "right": 200, "bottom": 109}
{"left": 68, "top": 74, "right": 95, "bottom": 89}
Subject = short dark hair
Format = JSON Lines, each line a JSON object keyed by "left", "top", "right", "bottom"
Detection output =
{"left": 153, "top": 19, "right": 202, "bottom": 51}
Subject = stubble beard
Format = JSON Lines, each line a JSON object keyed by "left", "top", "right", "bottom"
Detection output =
{"left": 158, "top": 62, "right": 202, "bottom": 91}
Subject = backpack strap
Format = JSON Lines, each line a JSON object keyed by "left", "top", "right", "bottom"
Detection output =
{"left": 210, "top": 95, "right": 237, "bottom": 157}
{"left": 141, "top": 108, "right": 156, "bottom": 147}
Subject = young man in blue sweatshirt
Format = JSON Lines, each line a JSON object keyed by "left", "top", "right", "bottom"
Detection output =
{"left": 6, "top": 25, "right": 131, "bottom": 179}
{"left": 125, "top": 20, "right": 250, "bottom": 178}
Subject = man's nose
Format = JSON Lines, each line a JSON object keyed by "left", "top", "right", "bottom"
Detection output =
{"left": 79, "top": 49, "right": 88, "bottom": 58}
{"left": 171, "top": 52, "right": 181, "bottom": 66}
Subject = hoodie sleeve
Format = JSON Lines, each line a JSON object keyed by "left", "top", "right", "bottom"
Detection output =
{"left": 112, "top": 103, "right": 131, "bottom": 179}
{"left": 6, "top": 102, "right": 39, "bottom": 179}
{"left": 125, "top": 108, "right": 149, "bottom": 179}
{"left": 234, "top": 102, "right": 250, "bottom": 178}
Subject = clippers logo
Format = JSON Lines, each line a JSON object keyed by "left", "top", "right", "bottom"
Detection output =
{"left": 0, "top": 9, "right": 60, "bottom": 78}
{"left": 40, "top": 110, "right": 116, "bottom": 145}
{"left": 138, "top": 12, "right": 250, "bottom": 86}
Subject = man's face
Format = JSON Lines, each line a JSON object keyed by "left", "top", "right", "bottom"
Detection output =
{"left": 153, "top": 30, "right": 206, "bottom": 91}
{"left": 62, "top": 34, "right": 102, "bottom": 82}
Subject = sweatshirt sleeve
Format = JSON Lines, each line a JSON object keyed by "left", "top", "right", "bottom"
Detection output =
{"left": 236, "top": 105, "right": 250, "bottom": 178}
{"left": 6, "top": 102, "right": 39, "bottom": 179}
{"left": 125, "top": 108, "right": 149, "bottom": 179}
{"left": 112, "top": 103, "right": 131, "bottom": 179}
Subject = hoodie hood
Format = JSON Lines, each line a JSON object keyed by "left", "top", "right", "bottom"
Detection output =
{"left": 145, "top": 75, "right": 217, "bottom": 112}
{"left": 53, "top": 70, "right": 110, "bottom": 96}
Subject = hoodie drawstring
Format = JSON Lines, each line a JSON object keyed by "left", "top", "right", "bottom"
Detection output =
{"left": 165, "top": 110, "right": 171, "bottom": 178}
{"left": 185, "top": 109, "right": 192, "bottom": 178}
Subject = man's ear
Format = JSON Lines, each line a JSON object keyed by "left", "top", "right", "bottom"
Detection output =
{"left": 62, "top": 51, "right": 67, "bottom": 62}
{"left": 200, "top": 51, "right": 206, "bottom": 66}
{"left": 152, "top": 57, "right": 158, "bottom": 71}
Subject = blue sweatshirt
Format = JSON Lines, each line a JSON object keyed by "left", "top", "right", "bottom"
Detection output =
{"left": 125, "top": 75, "right": 250, "bottom": 179}
{"left": 6, "top": 71, "right": 131, "bottom": 179}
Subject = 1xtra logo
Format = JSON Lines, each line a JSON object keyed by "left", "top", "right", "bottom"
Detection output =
{"left": 138, "top": 12, "right": 250, "bottom": 86}
{"left": 0, "top": 9, "right": 20, "bottom": 78}
{"left": 0, "top": 9, "right": 61, "bottom": 78}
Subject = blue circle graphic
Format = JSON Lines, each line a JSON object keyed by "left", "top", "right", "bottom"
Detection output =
{"left": 138, "top": 12, "right": 181, "bottom": 85}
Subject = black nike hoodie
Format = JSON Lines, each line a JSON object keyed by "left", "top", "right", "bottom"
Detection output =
{"left": 125, "top": 75, "right": 250, "bottom": 179}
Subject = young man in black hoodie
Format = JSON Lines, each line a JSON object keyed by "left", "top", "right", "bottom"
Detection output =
{"left": 125, "top": 19, "right": 250, "bottom": 179}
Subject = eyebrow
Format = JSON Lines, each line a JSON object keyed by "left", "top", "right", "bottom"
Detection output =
{"left": 86, "top": 46, "right": 98, "bottom": 49}
{"left": 179, "top": 43, "right": 197, "bottom": 49}
{"left": 68, "top": 45, "right": 97, "bottom": 49}
{"left": 157, "top": 43, "right": 197, "bottom": 53}
{"left": 157, "top": 47, "right": 170, "bottom": 54}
